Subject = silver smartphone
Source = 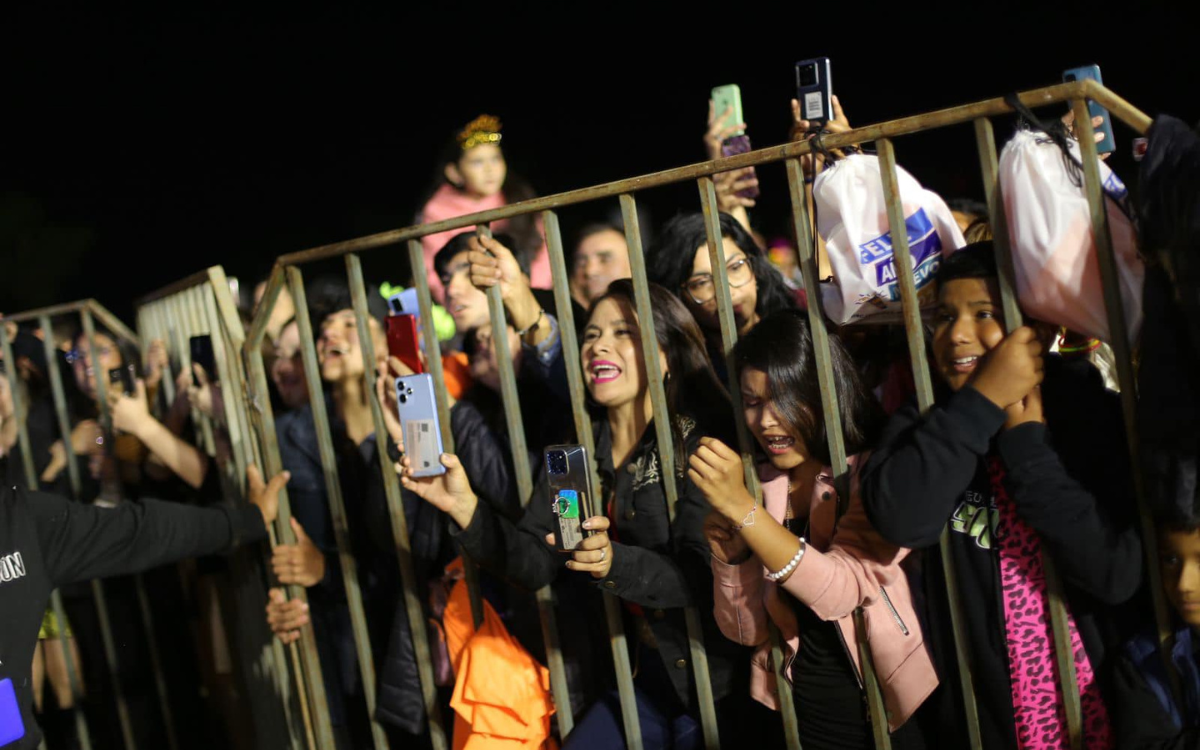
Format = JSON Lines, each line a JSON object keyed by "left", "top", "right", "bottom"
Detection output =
{"left": 545, "top": 444, "right": 596, "bottom": 551}
{"left": 395, "top": 373, "right": 446, "bottom": 477}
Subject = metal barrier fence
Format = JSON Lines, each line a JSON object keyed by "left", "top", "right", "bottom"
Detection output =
{"left": 1, "top": 78, "right": 1165, "bottom": 750}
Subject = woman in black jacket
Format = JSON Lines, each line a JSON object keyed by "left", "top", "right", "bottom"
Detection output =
{"left": 400, "top": 279, "right": 749, "bottom": 749}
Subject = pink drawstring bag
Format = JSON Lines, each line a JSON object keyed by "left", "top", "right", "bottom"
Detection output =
{"left": 999, "top": 128, "right": 1143, "bottom": 342}
{"left": 813, "top": 153, "right": 966, "bottom": 325}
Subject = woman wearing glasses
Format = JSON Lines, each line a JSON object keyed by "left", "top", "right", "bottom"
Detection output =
{"left": 646, "top": 213, "right": 796, "bottom": 381}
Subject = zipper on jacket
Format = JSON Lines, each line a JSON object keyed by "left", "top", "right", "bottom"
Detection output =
{"left": 879, "top": 586, "right": 910, "bottom": 636}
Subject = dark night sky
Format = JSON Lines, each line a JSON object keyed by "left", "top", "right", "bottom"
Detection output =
{"left": 4, "top": 3, "right": 1196, "bottom": 323}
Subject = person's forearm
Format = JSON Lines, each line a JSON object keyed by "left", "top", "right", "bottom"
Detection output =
{"left": 720, "top": 494, "right": 807, "bottom": 577}
{"left": 133, "top": 416, "right": 208, "bottom": 489}
{"left": 505, "top": 286, "right": 552, "bottom": 347}
{"left": 164, "top": 392, "right": 191, "bottom": 436}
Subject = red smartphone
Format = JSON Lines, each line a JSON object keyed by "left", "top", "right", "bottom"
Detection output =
{"left": 386, "top": 314, "right": 424, "bottom": 375}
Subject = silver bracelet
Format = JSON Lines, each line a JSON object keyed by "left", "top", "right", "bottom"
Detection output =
{"left": 734, "top": 504, "right": 756, "bottom": 530}
{"left": 765, "top": 537, "right": 806, "bottom": 582}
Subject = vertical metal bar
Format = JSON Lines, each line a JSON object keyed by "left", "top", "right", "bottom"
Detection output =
{"left": 346, "top": 254, "right": 449, "bottom": 750}
{"left": 404, "top": 238, "right": 486, "bottom": 628}
{"left": 465, "top": 226, "right": 576, "bottom": 734}
{"left": 973, "top": 118, "right": 1022, "bottom": 327}
{"left": 89, "top": 300, "right": 182, "bottom": 750}
{"left": 35, "top": 314, "right": 96, "bottom": 750}
{"left": 876, "top": 138, "right": 984, "bottom": 749}
{"left": 476, "top": 224, "right": 534, "bottom": 501}
{"left": 696, "top": 178, "right": 763, "bottom": 490}
{"left": 186, "top": 288, "right": 218, "bottom": 457}
{"left": 1074, "top": 96, "right": 1180, "bottom": 707}
{"left": 199, "top": 274, "right": 304, "bottom": 750}
{"left": 621, "top": 193, "right": 722, "bottom": 749}
{"left": 543, "top": 211, "right": 644, "bottom": 750}
{"left": 287, "top": 265, "right": 390, "bottom": 750}
{"left": 80, "top": 307, "right": 140, "bottom": 750}
{"left": 975, "top": 118, "right": 1085, "bottom": 748}
{"left": 1, "top": 323, "right": 38, "bottom": 489}
{"left": 203, "top": 276, "right": 248, "bottom": 481}
{"left": 243, "top": 287, "right": 334, "bottom": 750}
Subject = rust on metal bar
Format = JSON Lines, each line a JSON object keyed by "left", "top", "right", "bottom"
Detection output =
{"left": 403, "top": 238, "right": 486, "bottom": 629}
{"left": 1, "top": 299, "right": 91, "bottom": 324}
{"left": 242, "top": 318, "right": 336, "bottom": 750}
{"left": 247, "top": 264, "right": 288, "bottom": 351}
{"left": 620, "top": 193, "right": 722, "bottom": 749}
{"left": 696, "top": 177, "right": 762, "bottom": 495}
{"left": 87, "top": 300, "right": 140, "bottom": 345}
{"left": 975, "top": 116, "right": 1084, "bottom": 748}
{"left": 1072, "top": 97, "right": 1178, "bottom": 697}
{"left": 346, "top": 253, "right": 449, "bottom": 750}
{"left": 274, "top": 82, "right": 1146, "bottom": 270}
{"left": 876, "top": 137, "right": 984, "bottom": 748}
{"left": 543, "top": 209, "right": 644, "bottom": 750}
{"left": 136, "top": 268, "right": 217, "bottom": 306}
{"left": 287, "top": 265, "right": 391, "bottom": 749}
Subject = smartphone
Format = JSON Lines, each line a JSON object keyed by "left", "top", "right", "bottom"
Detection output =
{"left": 189, "top": 335, "right": 216, "bottom": 387}
{"left": 711, "top": 84, "right": 760, "bottom": 200}
{"left": 1063, "top": 65, "right": 1116, "bottom": 155}
{"left": 720, "top": 135, "right": 761, "bottom": 199}
{"left": 545, "top": 444, "right": 596, "bottom": 551}
{"left": 0, "top": 677, "right": 26, "bottom": 745}
{"left": 388, "top": 288, "right": 421, "bottom": 317}
{"left": 387, "top": 314, "right": 424, "bottom": 374}
{"left": 108, "top": 365, "right": 134, "bottom": 395}
{"left": 711, "top": 84, "right": 745, "bottom": 137}
{"left": 795, "top": 57, "right": 834, "bottom": 125}
{"left": 395, "top": 373, "right": 445, "bottom": 477}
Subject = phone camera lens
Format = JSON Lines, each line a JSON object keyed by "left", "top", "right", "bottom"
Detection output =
{"left": 399, "top": 393, "right": 408, "bottom": 404}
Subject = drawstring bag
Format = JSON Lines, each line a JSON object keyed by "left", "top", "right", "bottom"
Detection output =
{"left": 813, "top": 153, "right": 966, "bottom": 324}
{"left": 999, "top": 102, "right": 1143, "bottom": 342}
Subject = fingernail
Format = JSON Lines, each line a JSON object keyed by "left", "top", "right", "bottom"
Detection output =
{"left": 302, "top": 603, "right": 309, "bottom": 611}
{"left": 582, "top": 520, "right": 591, "bottom": 529}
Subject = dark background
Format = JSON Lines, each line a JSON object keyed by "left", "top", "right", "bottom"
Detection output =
{"left": 4, "top": 3, "right": 1196, "bottom": 323}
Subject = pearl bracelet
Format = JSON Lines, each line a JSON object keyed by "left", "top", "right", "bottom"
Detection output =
{"left": 765, "top": 538, "right": 806, "bottom": 582}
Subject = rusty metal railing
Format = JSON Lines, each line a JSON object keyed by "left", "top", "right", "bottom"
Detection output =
{"left": 4, "top": 78, "right": 1163, "bottom": 750}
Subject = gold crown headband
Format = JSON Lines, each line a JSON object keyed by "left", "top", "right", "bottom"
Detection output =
{"left": 457, "top": 114, "right": 502, "bottom": 151}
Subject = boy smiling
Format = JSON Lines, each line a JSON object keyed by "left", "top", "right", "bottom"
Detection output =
{"left": 861, "top": 241, "right": 1142, "bottom": 749}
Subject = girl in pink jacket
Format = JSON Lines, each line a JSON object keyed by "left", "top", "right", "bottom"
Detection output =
{"left": 416, "top": 115, "right": 551, "bottom": 302}
{"left": 688, "top": 309, "right": 938, "bottom": 749}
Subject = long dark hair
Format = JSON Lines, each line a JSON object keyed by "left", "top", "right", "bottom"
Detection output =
{"left": 588, "top": 279, "right": 735, "bottom": 453}
{"left": 733, "top": 309, "right": 882, "bottom": 465}
{"left": 646, "top": 212, "right": 795, "bottom": 322}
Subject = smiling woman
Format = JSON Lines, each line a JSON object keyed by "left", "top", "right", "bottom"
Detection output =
{"left": 397, "top": 279, "right": 753, "bottom": 750}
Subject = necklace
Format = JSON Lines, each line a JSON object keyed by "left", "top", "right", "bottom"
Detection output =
{"left": 784, "top": 481, "right": 813, "bottom": 539}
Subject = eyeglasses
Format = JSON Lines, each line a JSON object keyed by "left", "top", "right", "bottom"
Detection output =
{"left": 66, "top": 345, "right": 116, "bottom": 365}
{"left": 681, "top": 257, "right": 754, "bottom": 304}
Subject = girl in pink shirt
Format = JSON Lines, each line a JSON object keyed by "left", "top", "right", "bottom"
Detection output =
{"left": 416, "top": 115, "right": 550, "bottom": 301}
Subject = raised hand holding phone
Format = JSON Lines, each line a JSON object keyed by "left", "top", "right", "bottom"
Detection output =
{"left": 399, "top": 452, "right": 477, "bottom": 528}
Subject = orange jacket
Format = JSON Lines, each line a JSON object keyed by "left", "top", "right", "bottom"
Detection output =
{"left": 443, "top": 561, "right": 558, "bottom": 750}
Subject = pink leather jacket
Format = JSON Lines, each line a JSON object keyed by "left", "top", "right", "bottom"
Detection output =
{"left": 710, "top": 455, "right": 938, "bottom": 731}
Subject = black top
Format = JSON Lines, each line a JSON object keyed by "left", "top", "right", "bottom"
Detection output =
{"left": 789, "top": 593, "right": 872, "bottom": 748}
{"left": 860, "top": 355, "right": 1143, "bottom": 749}
{"left": 0, "top": 482, "right": 267, "bottom": 750}
{"left": 452, "top": 415, "right": 750, "bottom": 708}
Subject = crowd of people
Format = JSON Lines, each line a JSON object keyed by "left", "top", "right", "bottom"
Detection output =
{"left": 2, "top": 91, "right": 1199, "bottom": 750}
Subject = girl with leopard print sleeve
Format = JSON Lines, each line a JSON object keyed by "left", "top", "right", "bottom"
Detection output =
{"left": 860, "top": 242, "right": 1143, "bottom": 750}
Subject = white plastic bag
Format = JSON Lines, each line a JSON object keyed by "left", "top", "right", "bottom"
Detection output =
{"left": 814, "top": 154, "right": 966, "bottom": 324}
{"left": 1000, "top": 128, "right": 1143, "bottom": 341}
